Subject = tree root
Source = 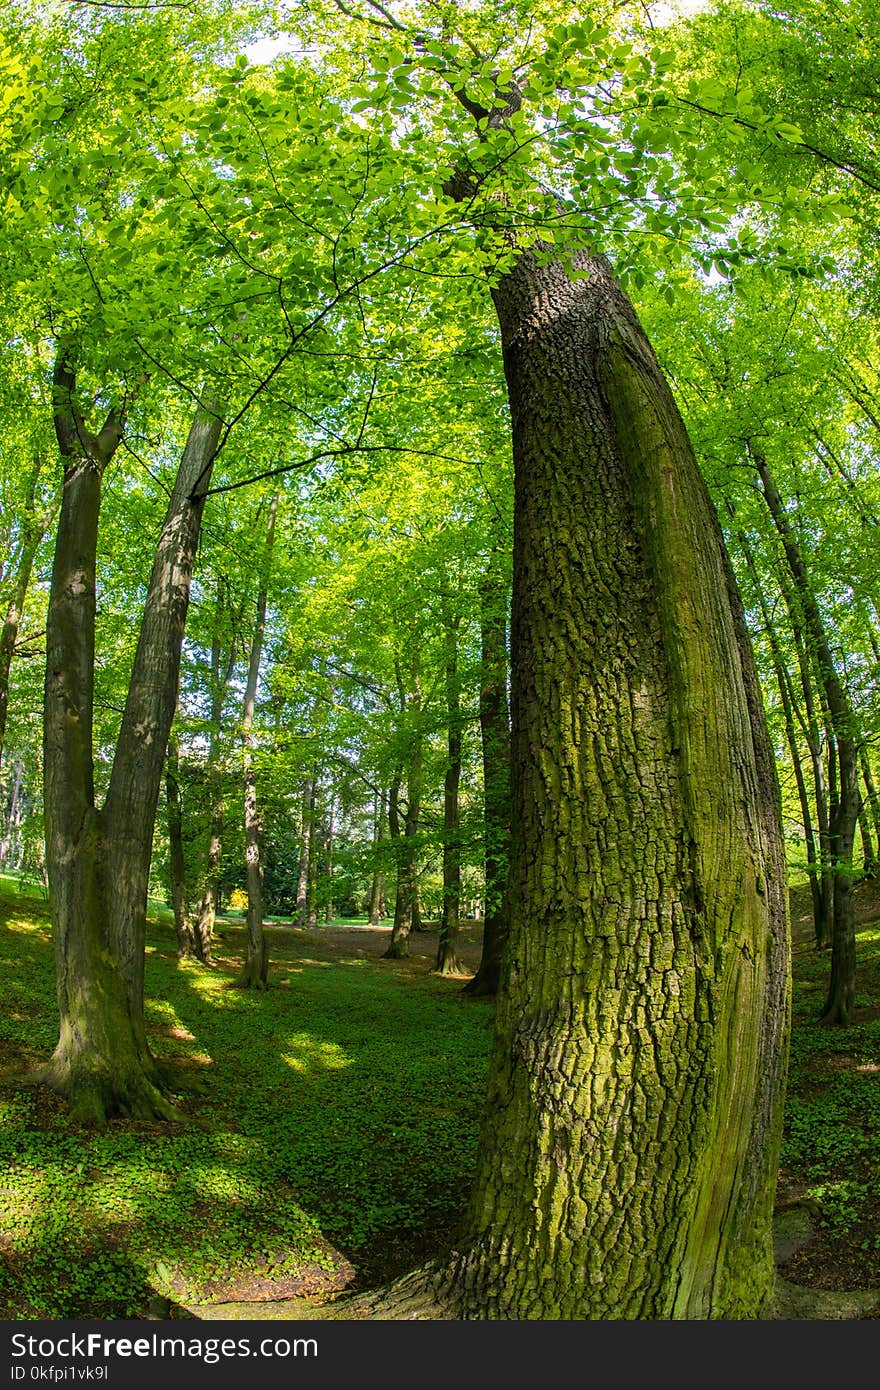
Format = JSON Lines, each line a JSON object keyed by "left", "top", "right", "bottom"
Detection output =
{"left": 337, "top": 1259, "right": 463, "bottom": 1320}
{"left": 32, "top": 1054, "right": 183, "bottom": 1128}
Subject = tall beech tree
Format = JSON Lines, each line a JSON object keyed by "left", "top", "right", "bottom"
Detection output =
{"left": 315, "top": 1, "right": 792, "bottom": 1319}
{"left": 41, "top": 356, "right": 223, "bottom": 1123}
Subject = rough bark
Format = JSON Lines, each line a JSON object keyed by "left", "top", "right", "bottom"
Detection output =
{"left": 366, "top": 249, "right": 790, "bottom": 1320}
{"left": 165, "top": 729, "right": 197, "bottom": 959}
{"left": 41, "top": 359, "right": 223, "bottom": 1124}
{"left": 465, "top": 554, "right": 511, "bottom": 998}
{"left": 237, "top": 495, "right": 277, "bottom": 990}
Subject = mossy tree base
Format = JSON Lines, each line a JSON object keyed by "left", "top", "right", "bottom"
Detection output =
{"left": 382, "top": 941, "right": 410, "bottom": 960}
{"left": 35, "top": 1045, "right": 179, "bottom": 1127}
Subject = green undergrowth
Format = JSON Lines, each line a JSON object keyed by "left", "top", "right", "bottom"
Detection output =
{"left": 4, "top": 878, "right": 880, "bottom": 1318}
{"left": 780, "top": 892, "right": 880, "bottom": 1277}
{"left": 0, "top": 885, "right": 494, "bottom": 1319}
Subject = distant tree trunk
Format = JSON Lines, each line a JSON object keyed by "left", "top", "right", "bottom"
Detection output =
{"left": 410, "top": 888, "right": 423, "bottom": 933}
{"left": 384, "top": 770, "right": 409, "bottom": 958}
{"left": 860, "top": 749, "right": 880, "bottom": 857}
{"left": 295, "top": 773, "right": 315, "bottom": 925}
{"left": 324, "top": 792, "right": 335, "bottom": 923}
{"left": 0, "top": 758, "right": 25, "bottom": 870}
{"left": 237, "top": 494, "right": 277, "bottom": 990}
{"left": 368, "top": 788, "right": 386, "bottom": 925}
{"left": 194, "top": 620, "right": 234, "bottom": 965}
{"left": 753, "top": 450, "right": 858, "bottom": 1024}
{"left": 404, "top": 734, "right": 423, "bottom": 934}
{"left": 306, "top": 788, "right": 318, "bottom": 927}
{"left": 41, "top": 356, "right": 223, "bottom": 1124}
{"left": 737, "top": 532, "right": 824, "bottom": 944}
{"left": 858, "top": 794, "right": 877, "bottom": 877}
{"left": 165, "top": 729, "right": 197, "bottom": 959}
{"left": 0, "top": 457, "right": 52, "bottom": 776}
{"left": 465, "top": 554, "right": 511, "bottom": 998}
{"left": 436, "top": 600, "right": 463, "bottom": 976}
{"left": 366, "top": 248, "right": 789, "bottom": 1320}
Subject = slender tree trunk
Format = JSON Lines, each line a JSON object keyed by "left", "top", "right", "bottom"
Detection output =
{"left": 384, "top": 770, "right": 409, "bottom": 958}
{"left": 436, "top": 601, "right": 463, "bottom": 976}
{"left": 738, "top": 532, "right": 824, "bottom": 943}
{"left": 368, "top": 788, "right": 386, "bottom": 925}
{"left": 753, "top": 451, "right": 858, "bottom": 1023}
{"left": 860, "top": 748, "right": 880, "bottom": 853}
{"left": 465, "top": 553, "right": 511, "bottom": 998}
{"left": 295, "top": 773, "right": 315, "bottom": 925}
{"left": 789, "top": 616, "right": 834, "bottom": 947}
{"left": 165, "top": 729, "right": 197, "bottom": 959}
{"left": 405, "top": 733, "right": 423, "bottom": 934}
{"left": 306, "top": 786, "right": 318, "bottom": 927}
{"left": 41, "top": 357, "right": 222, "bottom": 1124}
{"left": 0, "top": 457, "right": 51, "bottom": 776}
{"left": 324, "top": 792, "right": 335, "bottom": 923}
{"left": 366, "top": 249, "right": 789, "bottom": 1320}
{"left": 0, "top": 758, "right": 25, "bottom": 870}
{"left": 194, "top": 623, "right": 231, "bottom": 965}
{"left": 238, "top": 494, "right": 277, "bottom": 990}
{"left": 858, "top": 794, "right": 877, "bottom": 877}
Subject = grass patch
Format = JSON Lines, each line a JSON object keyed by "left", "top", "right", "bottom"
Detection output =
{"left": 0, "top": 887, "right": 494, "bottom": 1318}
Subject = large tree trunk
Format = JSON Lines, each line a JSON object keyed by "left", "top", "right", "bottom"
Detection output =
{"left": 237, "top": 495, "right": 277, "bottom": 989}
{"left": 464, "top": 553, "right": 511, "bottom": 998}
{"left": 41, "top": 360, "right": 222, "bottom": 1124}
{"left": 365, "top": 249, "right": 790, "bottom": 1320}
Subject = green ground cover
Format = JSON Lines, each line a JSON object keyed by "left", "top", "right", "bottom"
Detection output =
{"left": 1, "top": 876, "right": 879, "bottom": 1318}
{"left": 0, "top": 883, "right": 494, "bottom": 1318}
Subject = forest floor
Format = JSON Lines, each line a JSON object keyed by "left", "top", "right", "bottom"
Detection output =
{"left": 1, "top": 877, "right": 879, "bottom": 1320}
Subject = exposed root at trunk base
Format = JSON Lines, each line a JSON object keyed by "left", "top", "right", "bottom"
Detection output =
{"left": 234, "top": 972, "right": 269, "bottom": 990}
{"left": 32, "top": 1053, "right": 182, "bottom": 1127}
{"left": 432, "top": 957, "right": 465, "bottom": 978}
{"left": 382, "top": 943, "right": 410, "bottom": 960}
{"left": 339, "top": 1259, "right": 463, "bottom": 1320}
{"left": 461, "top": 978, "right": 497, "bottom": 998}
